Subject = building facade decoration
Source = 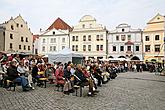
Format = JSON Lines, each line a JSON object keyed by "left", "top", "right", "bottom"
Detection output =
{"left": 108, "top": 23, "right": 143, "bottom": 61}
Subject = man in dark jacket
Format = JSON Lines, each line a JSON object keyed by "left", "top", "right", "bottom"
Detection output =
{"left": 5, "top": 61, "right": 29, "bottom": 91}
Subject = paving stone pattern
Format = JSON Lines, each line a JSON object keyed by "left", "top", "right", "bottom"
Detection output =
{"left": 0, "top": 72, "right": 165, "bottom": 110}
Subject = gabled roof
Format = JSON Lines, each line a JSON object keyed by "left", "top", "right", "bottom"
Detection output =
{"left": 47, "top": 18, "right": 72, "bottom": 31}
{"left": 147, "top": 13, "right": 164, "bottom": 24}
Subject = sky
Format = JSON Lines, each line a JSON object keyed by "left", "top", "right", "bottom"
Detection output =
{"left": 0, "top": 0, "right": 165, "bottom": 34}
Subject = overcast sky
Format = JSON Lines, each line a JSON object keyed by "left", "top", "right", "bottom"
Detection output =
{"left": 0, "top": 0, "right": 165, "bottom": 34}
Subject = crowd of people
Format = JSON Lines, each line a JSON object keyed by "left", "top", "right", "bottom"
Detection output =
{"left": 0, "top": 53, "right": 164, "bottom": 96}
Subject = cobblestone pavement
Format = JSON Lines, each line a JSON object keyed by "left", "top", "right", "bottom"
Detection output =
{"left": 0, "top": 72, "right": 165, "bottom": 110}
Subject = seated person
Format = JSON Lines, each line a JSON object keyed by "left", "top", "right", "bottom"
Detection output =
{"left": 55, "top": 64, "right": 65, "bottom": 86}
{"left": 74, "top": 64, "right": 95, "bottom": 96}
{"left": 63, "top": 66, "right": 74, "bottom": 94}
{"left": 5, "top": 61, "right": 29, "bottom": 91}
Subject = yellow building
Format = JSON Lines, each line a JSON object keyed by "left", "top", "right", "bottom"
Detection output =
{"left": 143, "top": 13, "right": 165, "bottom": 62}
{"left": 70, "top": 15, "right": 107, "bottom": 60}
{"left": 0, "top": 15, "right": 33, "bottom": 53}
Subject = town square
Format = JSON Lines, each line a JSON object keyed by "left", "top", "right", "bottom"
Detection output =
{"left": 0, "top": 0, "right": 165, "bottom": 110}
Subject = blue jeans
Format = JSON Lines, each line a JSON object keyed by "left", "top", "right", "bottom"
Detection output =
{"left": 14, "top": 76, "right": 28, "bottom": 89}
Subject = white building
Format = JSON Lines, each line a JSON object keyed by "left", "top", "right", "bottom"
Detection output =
{"left": 38, "top": 18, "right": 72, "bottom": 55}
{"left": 108, "top": 24, "right": 143, "bottom": 60}
{"left": 70, "top": 15, "right": 107, "bottom": 60}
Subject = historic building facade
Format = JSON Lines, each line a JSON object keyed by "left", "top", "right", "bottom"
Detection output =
{"left": 70, "top": 15, "right": 107, "bottom": 60}
{"left": 108, "top": 23, "right": 143, "bottom": 60}
{"left": 143, "top": 14, "right": 165, "bottom": 62}
{"left": 38, "top": 18, "right": 72, "bottom": 55}
{"left": 0, "top": 15, "right": 33, "bottom": 53}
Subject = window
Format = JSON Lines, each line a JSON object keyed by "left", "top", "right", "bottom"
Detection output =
{"left": 121, "top": 35, "right": 125, "bottom": 41}
{"left": 136, "top": 46, "right": 139, "bottom": 51}
{"left": 82, "top": 24, "right": 85, "bottom": 28}
{"left": 53, "top": 46, "right": 56, "bottom": 51}
{"left": 88, "top": 45, "right": 91, "bottom": 51}
{"left": 122, "top": 29, "right": 124, "bottom": 32}
{"left": 96, "top": 45, "right": 99, "bottom": 51}
{"left": 88, "top": 35, "right": 91, "bottom": 41}
{"left": 116, "top": 35, "right": 119, "bottom": 41}
{"left": 155, "top": 45, "right": 160, "bottom": 52}
{"left": 42, "top": 46, "right": 45, "bottom": 52}
{"left": 28, "top": 46, "right": 30, "bottom": 50}
{"left": 19, "top": 45, "right": 21, "bottom": 49}
{"left": 24, "top": 45, "right": 26, "bottom": 50}
{"left": 127, "top": 46, "right": 131, "bottom": 51}
{"left": 145, "top": 36, "right": 149, "bottom": 41}
{"left": 10, "top": 34, "right": 13, "bottom": 39}
{"left": 62, "top": 38, "right": 65, "bottom": 43}
{"left": 100, "top": 45, "right": 103, "bottom": 51}
{"left": 62, "top": 46, "right": 65, "bottom": 49}
{"left": 113, "top": 46, "right": 116, "bottom": 51}
{"left": 43, "top": 38, "right": 45, "bottom": 43}
{"left": 21, "top": 37, "right": 24, "bottom": 42}
{"left": 26, "top": 37, "right": 28, "bottom": 42}
{"left": 21, "top": 24, "right": 23, "bottom": 27}
{"left": 76, "top": 45, "right": 78, "bottom": 51}
{"left": 10, "top": 43, "right": 12, "bottom": 49}
{"left": 72, "top": 36, "right": 75, "bottom": 41}
{"left": 83, "top": 35, "right": 86, "bottom": 41}
{"left": 53, "top": 31, "right": 55, "bottom": 35}
{"left": 96, "top": 35, "right": 99, "bottom": 41}
{"left": 76, "top": 36, "right": 78, "bottom": 41}
{"left": 11, "top": 25, "right": 14, "bottom": 30}
{"left": 50, "top": 38, "right": 56, "bottom": 43}
{"left": 145, "top": 45, "right": 150, "bottom": 52}
{"left": 50, "top": 46, "right": 53, "bottom": 51}
{"left": 100, "top": 35, "right": 103, "bottom": 41}
{"left": 72, "top": 45, "right": 75, "bottom": 51}
{"left": 155, "top": 35, "right": 159, "bottom": 40}
{"left": 89, "top": 24, "right": 92, "bottom": 28}
{"left": 120, "top": 46, "right": 124, "bottom": 51}
{"left": 3, "top": 32, "right": 5, "bottom": 36}
{"left": 128, "top": 35, "right": 131, "bottom": 41}
{"left": 17, "top": 23, "right": 19, "bottom": 27}
{"left": 83, "top": 45, "right": 86, "bottom": 51}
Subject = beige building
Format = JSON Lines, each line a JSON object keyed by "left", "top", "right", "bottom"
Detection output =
{"left": 143, "top": 13, "right": 165, "bottom": 62}
{"left": 70, "top": 15, "right": 107, "bottom": 60}
{"left": 0, "top": 15, "right": 33, "bottom": 53}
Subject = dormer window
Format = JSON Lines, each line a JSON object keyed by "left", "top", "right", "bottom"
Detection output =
{"left": 82, "top": 24, "right": 85, "bottom": 28}
{"left": 11, "top": 25, "right": 14, "bottom": 30}
{"left": 53, "top": 31, "right": 55, "bottom": 35}
{"left": 122, "top": 29, "right": 124, "bottom": 32}
{"left": 17, "top": 23, "right": 19, "bottom": 27}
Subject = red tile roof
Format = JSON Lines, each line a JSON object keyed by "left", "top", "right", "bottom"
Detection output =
{"left": 125, "top": 41, "right": 134, "bottom": 45}
{"left": 33, "top": 35, "right": 39, "bottom": 41}
{"left": 47, "top": 18, "right": 72, "bottom": 31}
